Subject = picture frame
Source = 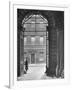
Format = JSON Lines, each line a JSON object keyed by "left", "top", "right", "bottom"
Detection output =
{"left": 9, "top": 1, "right": 70, "bottom": 88}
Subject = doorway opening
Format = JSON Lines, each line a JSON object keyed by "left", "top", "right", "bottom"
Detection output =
{"left": 19, "top": 14, "right": 49, "bottom": 80}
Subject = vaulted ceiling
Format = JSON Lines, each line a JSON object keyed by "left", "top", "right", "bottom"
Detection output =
{"left": 17, "top": 9, "right": 64, "bottom": 32}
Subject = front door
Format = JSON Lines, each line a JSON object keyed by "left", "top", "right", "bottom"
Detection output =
{"left": 31, "top": 53, "right": 35, "bottom": 64}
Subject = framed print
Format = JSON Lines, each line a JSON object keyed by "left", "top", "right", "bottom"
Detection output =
{"left": 9, "top": 1, "right": 70, "bottom": 88}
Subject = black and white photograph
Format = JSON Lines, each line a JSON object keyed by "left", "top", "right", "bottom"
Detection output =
{"left": 0, "top": 0, "right": 71, "bottom": 89}
{"left": 17, "top": 8, "right": 64, "bottom": 81}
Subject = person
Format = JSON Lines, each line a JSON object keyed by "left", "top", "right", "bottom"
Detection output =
{"left": 25, "top": 57, "right": 28, "bottom": 73}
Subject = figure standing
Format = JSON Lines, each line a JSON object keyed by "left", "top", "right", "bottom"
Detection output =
{"left": 25, "top": 57, "right": 28, "bottom": 73}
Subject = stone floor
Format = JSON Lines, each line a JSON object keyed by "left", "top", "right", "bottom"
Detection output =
{"left": 17, "top": 64, "right": 57, "bottom": 81}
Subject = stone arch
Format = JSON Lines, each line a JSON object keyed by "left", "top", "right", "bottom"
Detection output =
{"left": 22, "top": 13, "right": 49, "bottom": 71}
{"left": 17, "top": 9, "right": 56, "bottom": 77}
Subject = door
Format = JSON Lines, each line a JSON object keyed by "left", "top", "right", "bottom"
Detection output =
{"left": 31, "top": 53, "right": 35, "bottom": 64}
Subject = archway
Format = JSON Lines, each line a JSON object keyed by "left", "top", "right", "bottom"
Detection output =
{"left": 21, "top": 14, "right": 49, "bottom": 80}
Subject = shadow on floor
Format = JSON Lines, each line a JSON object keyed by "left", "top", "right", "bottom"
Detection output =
{"left": 4, "top": 85, "right": 10, "bottom": 89}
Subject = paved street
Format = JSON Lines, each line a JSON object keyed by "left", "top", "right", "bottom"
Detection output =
{"left": 18, "top": 64, "right": 54, "bottom": 81}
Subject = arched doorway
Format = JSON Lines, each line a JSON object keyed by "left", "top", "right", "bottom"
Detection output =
{"left": 21, "top": 14, "right": 49, "bottom": 80}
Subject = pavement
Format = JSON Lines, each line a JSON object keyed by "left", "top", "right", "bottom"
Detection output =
{"left": 17, "top": 64, "right": 54, "bottom": 81}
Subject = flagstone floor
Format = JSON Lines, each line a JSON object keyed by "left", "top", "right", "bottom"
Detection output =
{"left": 17, "top": 64, "right": 56, "bottom": 81}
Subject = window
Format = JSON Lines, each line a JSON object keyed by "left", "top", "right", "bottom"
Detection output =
{"left": 24, "top": 37, "right": 27, "bottom": 44}
{"left": 40, "top": 37, "right": 43, "bottom": 44}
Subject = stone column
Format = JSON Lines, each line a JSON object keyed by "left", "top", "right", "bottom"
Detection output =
{"left": 45, "top": 26, "right": 49, "bottom": 73}
{"left": 46, "top": 27, "right": 57, "bottom": 77}
{"left": 17, "top": 30, "right": 20, "bottom": 77}
{"left": 56, "top": 30, "right": 64, "bottom": 77}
